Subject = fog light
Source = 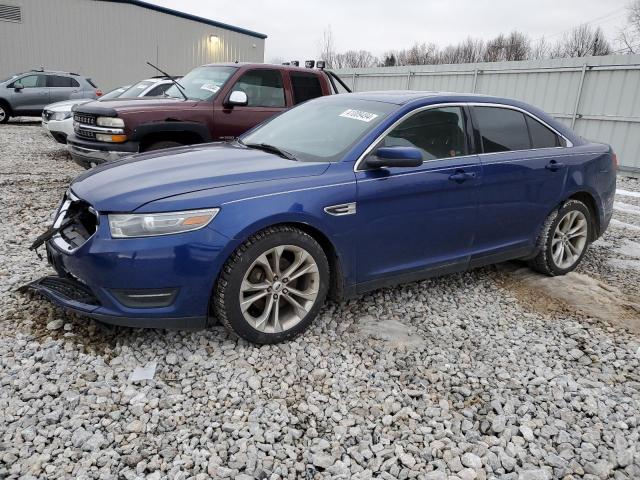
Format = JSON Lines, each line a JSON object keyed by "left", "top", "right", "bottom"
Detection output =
{"left": 110, "top": 288, "right": 178, "bottom": 308}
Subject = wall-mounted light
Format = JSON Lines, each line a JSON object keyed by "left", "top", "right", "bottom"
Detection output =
{"left": 209, "top": 34, "right": 219, "bottom": 43}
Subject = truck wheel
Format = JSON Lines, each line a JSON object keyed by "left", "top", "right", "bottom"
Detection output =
{"left": 0, "top": 103, "right": 9, "bottom": 124}
{"left": 143, "top": 141, "right": 182, "bottom": 152}
{"left": 214, "top": 226, "right": 330, "bottom": 344}
{"left": 528, "top": 199, "right": 592, "bottom": 276}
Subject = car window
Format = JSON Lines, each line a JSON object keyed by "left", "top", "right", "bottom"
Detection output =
{"left": 12, "top": 74, "right": 46, "bottom": 88}
{"left": 474, "top": 106, "right": 530, "bottom": 153}
{"left": 232, "top": 69, "right": 285, "bottom": 108}
{"left": 119, "top": 80, "right": 155, "bottom": 98}
{"left": 526, "top": 115, "right": 561, "bottom": 148}
{"left": 290, "top": 73, "right": 323, "bottom": 105}
{"left": 145, "top": 83, "right": 171, "bottom": 97}
{"left": 381, "top": 107, "right": 467, "bottom": 161}
{"left": 241, "top": 97, "right": 396, "bottom": 162}
{"left": 47, "top": 75, "right": 79, "bottom": 88}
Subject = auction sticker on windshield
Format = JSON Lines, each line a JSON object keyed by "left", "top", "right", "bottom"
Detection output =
{"left": 339, "top": 109, "right": 379, "bottom": 122}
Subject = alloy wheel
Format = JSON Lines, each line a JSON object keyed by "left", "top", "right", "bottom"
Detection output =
{"left": 239, "top": 244, "right": 320, "bottom": 333}
{"left": 551, "top": 210, "right": 588, "bottom": 269}
{"left": 0, "top": 106, "right": 6, "bottom": 122}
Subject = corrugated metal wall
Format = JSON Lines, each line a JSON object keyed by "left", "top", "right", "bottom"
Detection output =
{"left": 335, "top": 55, "right": 640, "bottom": 173}
{"left": 0, "top": 0, "right": 266, "bottom": 90}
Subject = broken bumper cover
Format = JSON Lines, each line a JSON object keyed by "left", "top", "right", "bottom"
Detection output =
{"left": 22, "top": 275, "right": 207, "bottom": 329}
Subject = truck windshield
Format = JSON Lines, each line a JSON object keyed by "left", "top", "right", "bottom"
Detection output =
{"left": 165, "top": 66, "right": 237, "bottom": 101}
{"left": 241, "top": 96, "right": 397, "bottom": 162}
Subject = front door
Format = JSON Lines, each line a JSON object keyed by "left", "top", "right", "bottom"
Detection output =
{"left": 10, "top": 74, "right": 49, "bottom": 113}
{"left": 355, "top": 106, "right": 481, "bottom": 289}
{"left": 213, "top": 69, "right": 288, "bottom": 140}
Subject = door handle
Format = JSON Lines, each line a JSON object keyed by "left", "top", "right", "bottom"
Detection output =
{"left": 545, "top": 160, "right": 564, "bottom": 171}
{"left": 449, "top": 170, "right": 476, "bottom": 183}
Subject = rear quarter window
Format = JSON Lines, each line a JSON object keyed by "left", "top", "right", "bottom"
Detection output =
{"left": 474, "top": 106, "right": 530, "bottom": 153}
{"left": 290, "top": 73, "right": 324, "bottom": 104}
{"left": 526, "top": 115, "right": 562, "bottom": 148}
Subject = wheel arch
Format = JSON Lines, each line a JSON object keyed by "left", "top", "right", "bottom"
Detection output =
{"left": 0, "top": 98, "right": 11, "bottom": 114}
{"left": 565, "top": 190, "right": 601, "bottom": 241}
{"left": 133, "top": 121, "right": 211, "bottom": 151}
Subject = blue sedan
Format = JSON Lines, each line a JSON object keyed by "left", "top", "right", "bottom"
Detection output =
{"left": 26, "top": 92, "right": 617, "bottom": 344}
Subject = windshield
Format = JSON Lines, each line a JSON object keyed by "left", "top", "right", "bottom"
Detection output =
{"left": 241, "top": 97, "right": 396, "bottom": 162}
{"left": 164, "top": 66, "right": 237, "bottom": 101}
{"left": 118, "top": 80, "right": 156, "bottom": 98}
{"left": 1, "top": 73, "right": 20, "bottom": 83}
{"left": 98, "top": 85, "right": 130, "bottom": 101}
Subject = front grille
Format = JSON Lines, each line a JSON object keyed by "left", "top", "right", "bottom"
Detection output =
{"left": 37, "top": 276, "right": 100, "bottom": 305}
{"left": 74, "top": 113, "right": 96, "bottom": 125}
{"left": 76, "top": 128, "right": 96, "bottom": 140}
{"left": 54, "top": 193, "right": 99, "bottom": 250}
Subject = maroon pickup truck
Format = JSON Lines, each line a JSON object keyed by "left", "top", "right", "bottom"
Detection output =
{"left": 67, "top": 63, "right": 349, "bottom": 168}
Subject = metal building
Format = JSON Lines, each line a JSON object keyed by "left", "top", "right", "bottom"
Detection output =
{"left": 336, "top": 54, "right": 640, "bottom": 174}
{"left": 0, "top": 0, "right": 266, "bottom": 90}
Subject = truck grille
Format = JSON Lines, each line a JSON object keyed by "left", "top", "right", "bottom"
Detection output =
{"left": 74, "top": 113, "right": 96, "bottom": 125}
{"left": 53, "top": 192, "right": 99, "bottom": 251}
{"left": 75, "top": 129, "right": 96, "bottom": 140}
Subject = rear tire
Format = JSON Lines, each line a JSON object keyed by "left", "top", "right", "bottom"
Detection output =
{"left": 214, "top": 226, "right": 330, "bottom": 344}
{"left": 143, "top": 140, "right": 182, "bottom": 152}
{"left": 0, "top": 103, "right": 9, "bottom": 124}
{"left": 528, "top": 199, "right": 592, "bottom": 276}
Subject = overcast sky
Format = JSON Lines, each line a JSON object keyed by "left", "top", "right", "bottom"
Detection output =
{"left": 147, "top": 0, "right": 630, "bottom": 61}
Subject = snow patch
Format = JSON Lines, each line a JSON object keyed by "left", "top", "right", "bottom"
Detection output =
{"left": 610, "top": 219, "right": 640, "bottom": 232}
{"left": 613, "top": 240, "right": 640, "bottom": 258}
{"left": 608, "top": 258, "right": 640, "bottom": 271}
{"left": 617, "top": 189, "right": 640, "bottom": 199}
{"left": 614, "top": 201, "right": 640, "bottom": 216}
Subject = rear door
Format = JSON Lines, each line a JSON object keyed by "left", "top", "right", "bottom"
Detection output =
{"left": 10, "top": 74, "right": 49, "bottom": 113}
{"left": 471, "top": 105, "right": 568, "bottom": 260}
{"left": 213, "top": 69, "right": 288, "bottom": 140}
{"left": 47, "top": 75, "right": 81, "bottom": 103}
{"left": 355, "top": 105, "right": 481, "bottom": 288}
{"left": 289, "top": 72, "right": 325, "bottom": 105}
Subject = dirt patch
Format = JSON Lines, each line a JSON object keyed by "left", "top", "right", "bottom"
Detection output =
{"left": 496, "top": 263, "right": 640, "bottom": 334}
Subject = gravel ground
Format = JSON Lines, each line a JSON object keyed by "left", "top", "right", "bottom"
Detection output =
{"left": 1, "top": 120, "right": 639, "bottom": 480}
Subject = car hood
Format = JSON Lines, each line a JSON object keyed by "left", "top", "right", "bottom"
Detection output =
{"left": 45, "top": 99, "right": 91, "bottom": 112}
{"left": 71, "top": 143, "right": 330, "bottom": 212}
{"left": 74, "top": 97, "right": 195, "bottom": 116}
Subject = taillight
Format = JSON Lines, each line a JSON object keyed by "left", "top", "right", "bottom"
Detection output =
{"left": 612, "top": 152, "right": 619, "bottom": 170}
{"left": 96, "top": 89, "right": 103, "bottom": 97}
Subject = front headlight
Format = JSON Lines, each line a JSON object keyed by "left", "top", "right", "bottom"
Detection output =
{"left": 108, "top": 208, "right": 220, "bottom": 238}
{"left": 97, "top": 116, "right": 124, "bottom": 128}
{"left": 51, "top": 111, "right": 71, "bottom": 121}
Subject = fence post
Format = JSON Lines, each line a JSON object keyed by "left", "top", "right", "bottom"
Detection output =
{"left": 571, "top": 64, "right": 587, "bottom": 129}
{"left": 352, "top": 72, "right": 357, "bottom": 92}
{"left": 406, "top": 71, "right": 412, "bottom": 90}
{"left": 472, "top": 69, "right": 479, "bottom": 93}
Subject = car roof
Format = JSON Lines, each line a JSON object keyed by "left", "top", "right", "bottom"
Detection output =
{"left": 201, "top": 62, "right": 326, "bottom": 74}
{"left": 344, "top": 90, "right": 518, "bottom": 105}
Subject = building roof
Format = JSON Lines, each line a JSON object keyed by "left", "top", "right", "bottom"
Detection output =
{"left": 97, "top": 0, "right": 267, "bottom": 39}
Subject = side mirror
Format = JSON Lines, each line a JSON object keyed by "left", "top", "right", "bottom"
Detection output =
{"left": 13, "top": 81, "right": 23, "bottom": 91}
{"left": 366, "top": 146, "right": 423, "bottom": 168}
{"left": 226, "top": 90, "right": 248, "bottom": 107}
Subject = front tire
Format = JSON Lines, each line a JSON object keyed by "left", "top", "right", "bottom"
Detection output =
{"left": 529, "top": 199, "right": 592, "bottom": 276}
{"left": 214, "top": 226, "right": 330, "bottom": 344}
{"left": 143, "top": 140, "right": 183, "bottom": 152}
{"left": 0, "top": 103, "right": 9, "bottom": 124}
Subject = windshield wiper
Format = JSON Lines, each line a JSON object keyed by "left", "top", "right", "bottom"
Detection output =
{"left": 244, "top": 142, "right": 296, "bottom": 160}
{"left": 146, "top": 61, "right": 188, "bottom": 101}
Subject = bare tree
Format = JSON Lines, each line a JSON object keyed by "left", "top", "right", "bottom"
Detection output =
{"left": 531, "top": 38, "right": 551, "bottom": 59}
{"left": 617, "top": 0, "right": 640, "bottom": 53}
{"left": 504, "top": 31, "right": 530, "bottom": 61}
{"left": 334, "top": 50, "right": 378, "bottom": 68}
{"left": 319, "top": 26, "right": 337, "bottom": 68}
{"left": 559, "top": 25, "right": 612, "bottom": 57}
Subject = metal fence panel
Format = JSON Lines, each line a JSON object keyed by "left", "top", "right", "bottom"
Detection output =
{"left": 335, "top": 54, "right": 640, "bottom": 172}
